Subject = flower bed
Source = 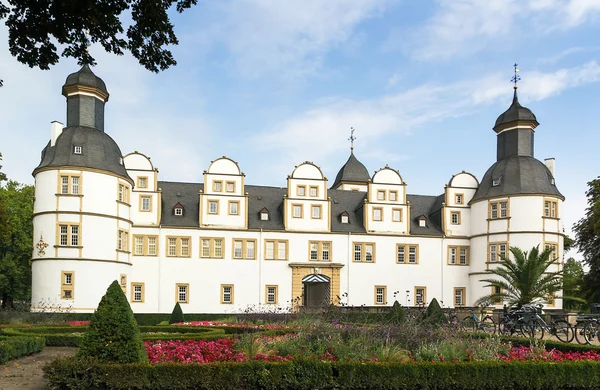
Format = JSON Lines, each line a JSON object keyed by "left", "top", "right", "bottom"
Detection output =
{"left": 173, "top": 321, "right": 296, "bottom": 329}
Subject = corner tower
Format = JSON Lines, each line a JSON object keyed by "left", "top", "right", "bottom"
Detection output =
{"left": 31, "top": 65, "right": 133, "bottom": 313}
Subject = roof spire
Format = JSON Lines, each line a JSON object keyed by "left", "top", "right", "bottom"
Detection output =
{"left": 511, "top": 63, "right": 521, "bottom": 90}
{"left": 348, "top": 127, "right": 356, "bottom": 152}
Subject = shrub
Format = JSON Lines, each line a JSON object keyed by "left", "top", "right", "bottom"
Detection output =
{"left": 0, "top": 336, "right": 45, "bottom": 364}
{"left": 421, "top": 298, "right": 446, "bottom": 326}
{"left": 77, "top": 280, "right": 147, "bottom": 363}
{"left": 169, "top": 302, "right": 185, "bottom": 324}
{"left": 387, "top": 300, "right": 407, "bottom": 324}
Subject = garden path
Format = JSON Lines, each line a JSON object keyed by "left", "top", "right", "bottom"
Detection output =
{"left": 0, "top": 347, "right": 76, "bottom": 390}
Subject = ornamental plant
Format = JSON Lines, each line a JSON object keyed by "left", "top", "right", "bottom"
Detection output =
{"left": 169, "top": 302, "right": 185, "bottom": 324}
{"left": 387, "top": 300, "right": 407, "bottom": 324}
{"left": 77, "top": 280, "right": 147, "bottom": 363}
{"left": 421, "top": 298, "right": 446, "bottom": 326}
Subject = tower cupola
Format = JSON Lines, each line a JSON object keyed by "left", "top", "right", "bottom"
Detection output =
{"left": 61, "top": 64, "right": 109, "bottom": 131}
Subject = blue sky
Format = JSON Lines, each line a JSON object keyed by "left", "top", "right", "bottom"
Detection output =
{"left": 1, "top": 0, "right": 599, "bottom": 257}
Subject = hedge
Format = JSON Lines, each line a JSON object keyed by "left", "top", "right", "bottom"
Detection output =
{"left": 0, "top": 336, "right": 45, "bottom": 364}
{"left": 44, "top": 357, "right": 600, "bottom": 389}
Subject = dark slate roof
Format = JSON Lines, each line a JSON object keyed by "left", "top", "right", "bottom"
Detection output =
{"left": 158, "top": 181, "right": 444, "bottom": 236}
{"left": 331, "top": 152, "right": 370, "bottom": 188}
{"left": 471, "top": 156, "right": 563, "bottom": 202}
{"left": 494, "top": 89, "right": 538, "bottom": 128}
{"left": 407, "top": 194, "right": 445, "bottom": 236}
{"left": 62, "top": 64, "right": 108, "bottom": 95}
{"left": 34, "top": 126, "right": 131, "bottom": 180}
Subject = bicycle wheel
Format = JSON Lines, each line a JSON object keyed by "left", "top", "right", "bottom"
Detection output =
{"left": 583, "top": 322, "right": 600, "bottom": 345}
{"left": 481, "top": 316, "right": 496, "bottom": 335}
{"left": 462, "top": 316, "right": 476, "bottom": 332}
{"left": 498, "top": 318, "right": 513, "bottom": 336}
{"left": 552, "top": 319, "right": 574, "bottom": 343}
{"left": 575, "top": 322, "right": 589, "bottom": 345}
{"left": 524, "top": 320, "right": 545, "bottom": 339}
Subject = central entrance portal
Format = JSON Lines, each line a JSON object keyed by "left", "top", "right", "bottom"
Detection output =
{"left": 302, "top": 274, "right": 331, "bottom": 307}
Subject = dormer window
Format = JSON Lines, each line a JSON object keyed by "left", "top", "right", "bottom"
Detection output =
{"left": 175, "top": 208, "right": 183, "bottom": 216}
{"left": 73, "top": 145, "right": 82, "bottom": 155}
{"left": 259, "top": 208, "right": 269, "bottom": 221}
{"left": 418, "top": 215, "right": 427, "bottom": 227}
{"left": 340, "top": 211, "right": 349, "bottom": 224}
{"left": 119, "top": 157, "right": 124, "bottom": 165}
{"left": 492, "top": 177, "right": 501, "bottom": 187}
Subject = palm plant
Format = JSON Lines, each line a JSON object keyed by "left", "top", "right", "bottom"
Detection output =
{"left": 475, "top": 245, "right": 562, "bottom": 308}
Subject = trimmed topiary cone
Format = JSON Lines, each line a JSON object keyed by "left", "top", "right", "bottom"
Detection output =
{"left": 387, "top": 300, "right": 407, "bottom": 324}
{"left": 422, "top": 298, "right": 447, "bottom": 326}
{"left": 77, "top": 280, "right": 147, "bottom": 363}
{"left": 169, "top": 302, "right": 185, "bottom": 324}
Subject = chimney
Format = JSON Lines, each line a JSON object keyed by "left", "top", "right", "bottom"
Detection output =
{"left": 544, "top": 158, "right": 555, "bottom": 177}
{"left": 50, "top": 121, "right": 64, "bottom": 147}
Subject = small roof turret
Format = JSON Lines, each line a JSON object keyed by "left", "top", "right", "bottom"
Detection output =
{"left": 62, "top": 64, "right": 109, "bottom": 100}
{"left": 331, "top": 151, "right": 370, "bottom": 189}
{"left": 494, "top": 88, "right": 538, "bottom": 129}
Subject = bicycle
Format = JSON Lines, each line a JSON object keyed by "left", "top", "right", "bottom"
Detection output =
{"left": 513, "top": 303, "right": 574, "bottom": 342}
{"left": 461, "top": 306, "right": 496, "bottom": 335}
{"left": 581, "top": 317, "right": 600, "bottom": 345}
{"left": 573, "top": 314, "right": 596, "bottom": 344}
{"left": 444, "top": 308, "right": 461, "bottom": 330}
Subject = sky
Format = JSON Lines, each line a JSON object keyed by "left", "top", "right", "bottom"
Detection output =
{"left": 0, "top": 0, "right": 598, "bottom": 259}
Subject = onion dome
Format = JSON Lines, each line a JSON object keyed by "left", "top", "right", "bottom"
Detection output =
{"left": 331, "top": 151, "right": 370, "bottom": 189}
{"left": 494, "top": 89, "right": 538, "bottom": 129}
{"left": 62, "top": 64, "right": 109, "bottom": 99}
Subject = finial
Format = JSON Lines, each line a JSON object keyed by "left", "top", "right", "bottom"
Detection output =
{"left": 348, "top": 127, "right": 356, "bottom": 151}
{"left": 511, "top": 63, "right": 520, "bottom": 89}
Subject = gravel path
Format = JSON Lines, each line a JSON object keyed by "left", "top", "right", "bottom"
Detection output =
{"left": 0, "top": 347, "right": 76, "bottom": 390}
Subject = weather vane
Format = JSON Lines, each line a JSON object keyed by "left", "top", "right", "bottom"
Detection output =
{"left": 348, "top": 127, "right": 356, "bottom": 151}
{"left": 511, "top": 63, "right": 521, "bottom": 89}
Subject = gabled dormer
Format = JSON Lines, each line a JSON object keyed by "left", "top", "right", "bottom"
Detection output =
{"left": 442, "top": 171, "right": 478, "bottom": 237}
{"left": 364, "top": 165, "right": 409, "bottom": 234}
{"left": 284, "top": 161, "right": 330, "bottom": 232}
{"left": 200, "top": 156, "right": 247, "bottom": 229}
{"left": 173, "top": 202, "right": 184, "bottom": 217}
{"left": 124, "top": 151, "right": 160, "bottom": 226}
{"left": 340, "top": 211, "right": 349, "bottom": 224}
{"left": 259, "top": 207, "right": 269, "bottom": 221}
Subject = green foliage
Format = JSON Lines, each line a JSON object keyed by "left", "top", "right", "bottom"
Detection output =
{"left": 44, "top": 357, "right": 600, "bottom": 390}
{"left": 475, "top": 246, "right": 562, "bottom": 307}
{"left": 563, "top": 257, "right": 588, "bottom": 310}
{"left": 169, "top": 302, "right": 185, "bottom": 324}
{"left": 134, "top": 313, "right": 228, "bottom": 326}
{"left": 0, "top": 336, "right": 45, "bottom": 364}
{"left": 0, "top": 152, "right": 6, "bottom": 182}
{"left": 77, "top": 280, "right": 147, "bottom": 363}
{"left": 421, "top": 298, "right": 446, "bottom": 326}
{"left": 387, "top": 300, "right": 407, "bottom": 324}
{"left": 0, "top": 180, "right": 34, "bottom": 308}
{"left": 0, "top": 0, "right": 198, "bottom": 73}
{"left": 574, "top": 176, "right": 600, "bottom": 302}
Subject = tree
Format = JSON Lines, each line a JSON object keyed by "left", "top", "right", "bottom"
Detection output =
{"left": 169, "top": 302, "right": 185, "bottom": 324}
{"left": 0, "top": 153, "right": 6, "bottom": 182}
{"left": 0, "top": 0, "right": 198, "bottom": 78}
{"left": 573, "top": 177, "right": 600, "bottom": 303}
{"left": 0, "top": 180, "right": 34, "bottom": 309}
{"left": 475, "top": 246, "right": 562, "bottom": 308}
{"left": 78, "top": 280, "right": 147, "bottom": 363}
{"left": 562, "top": 257, "right": 587, "bottom": 311}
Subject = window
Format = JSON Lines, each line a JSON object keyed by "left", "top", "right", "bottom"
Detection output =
{"left": 137, "top": 177, "right": 148, "bottom": 189}
{"left": 489, "top": 201, "right": 508, "bottom": 219}
{"left": 389, "top": 191, "right": 398, "bottom": 201}
{"left": 415, "top": 287, "right": 427, "bottom": 306}
{"left": 448, "top": 246, "right": 469, "bottom": 265}
{"left": 309, "top": 241, "right": 331, "bottom": 261}
{"left": 450, "top": 211, "right": 461, "bottom": 225}
{"left": 396, "top": 244, "right": 419, "bottom": 264}
{"left": 375, "top": 286, "right": 386, "bottom": 305}
{"left": 117, "top": 230, "right": 129, "bottom": 252}
{"left": 377, "top": 190, "right": 386, "bottom": 201}
{"left": 309, "top": 186, "right": 318, "bottom": 197}
{"left": 131, "top": 283, "right": 144, "bottom": 303}
{"left": 419, "top": 219, "right": 427, "bottom": 227}
{"left": 117, "top": 183, "right": 130, "bottom": 203}
{"left": 455, "top": 193, "right": 463, "bottom": 205}
{"left": 265, "top": 285, "right": 278, "bottom": 304}
{"left": 175, "top": 207, "right": 183, "bottom": 216}
{"left": 59, "top": 175, "right": 81, "bottom": 195}
{"left": 353, "top": 242, "right": 375, "bottom": 262}
{"left": 221, "top": 284, "right": 234, "bottom": 304}
{"left": 544, "top": 242, "right": 559, "bottom": 261}
{"left": 73, "top": 145, "right": 83, "bottom": 155}
{"left": 134, "top": 236, "right": 144, "bottom": 255}
{"left": 57, "top": 224, "right": 80, "bottom": 247}
{"left": 297, "top": 185, "right": 306, "bottom": 197}
{"left": 392, "top": 208, "right": 402, "bottom": 222}
{"left": 61, "top": 271, "right": 74, "bottom": 300}
{"left": 232, "top": 239, "right": 257, "bottom": 259}
{"left": 311, "top": 205, "right": 322, "bottom": 219}
{"left": 166, "top": 237, "right": 192, "bottom": 257}
{"left": 454, "top": 287, "right": 466, "bottom": 307}
{"left": 265, "top": 240, "right": 288, "bottom": 260}
{"left": 208, "top": 200, "right": 219, "bottom": 215}
{"left": 292, "top": 204, "right": 303, "bottom": 218}
{"left": 229, "top": 201, "right": 239, "bottom": 215}
{"left": 492, "top": 178, "right": 501, "bottom": 187}
{"left": 373, "top": 207, "right": 383, "bottom": 221}
{"left": 176, "top": 283, "right": 189, "bottom": 303}
{"left": 341, "top": 214, "right": 349, "bottom": 224}
{"left": 547, "top": 293, "right": 556, "bottom": 306}
{"left": 200, "top": 237, "right": 224, "bottom": 258}
{"left": 148, "top": 236, "right": 157, "bottom": 256}
{"left": 213, "top": 181, "right": 222, "bottom": 192}
{"left": 489, "top": 242, "right": 507, "bottom": 262}
{"left": 226, "top": 181, "right": 235, "bottom": 193}
{"left": 544, "top": 199, "right": 558, "bottom": 218}
{"left": 491, "top": 286, "right": 503, "bottom": 304}
{"left": 140, "top": 196, "right": 152, "bottom": 212}
{"left": 260, "top": 211, "right": 269, "bottom": 221}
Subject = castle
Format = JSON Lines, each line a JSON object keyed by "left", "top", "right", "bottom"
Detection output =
{"left": 30, "top": 65, "right": 565, "bottom": 313}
